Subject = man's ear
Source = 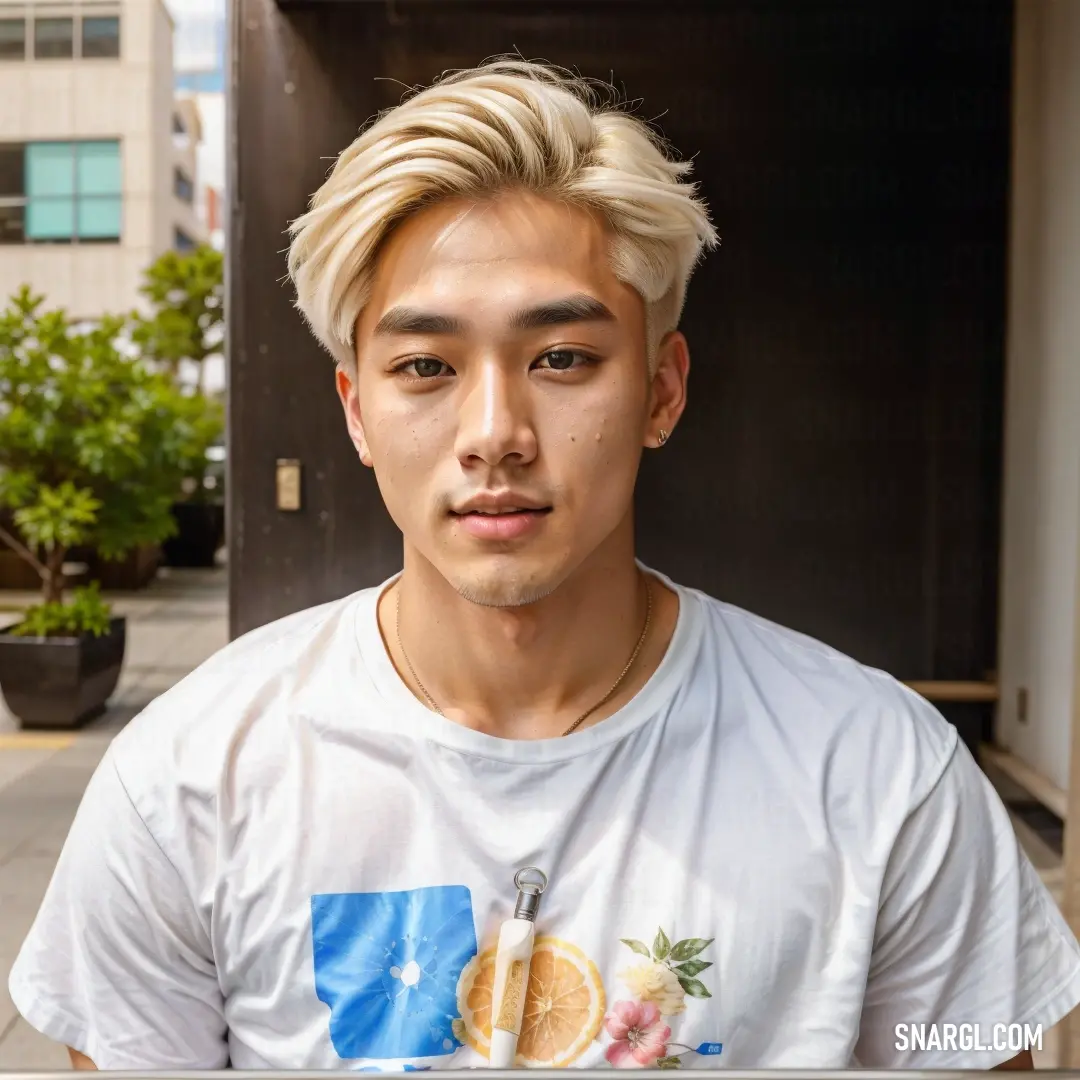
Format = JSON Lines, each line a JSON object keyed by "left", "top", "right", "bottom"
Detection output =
{"left": 335, "top": 366, "right": 373, "bottom": 467}
{"left": 645, "top": 330, "right": 690, "bottom": 448}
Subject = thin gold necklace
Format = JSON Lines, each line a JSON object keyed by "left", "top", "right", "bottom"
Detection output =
{"left": 394, "top": 575, "right": 654, "bottom": 737}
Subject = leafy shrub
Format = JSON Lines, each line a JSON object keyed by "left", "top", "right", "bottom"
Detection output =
{"left": 10, "top": 582, "right": 113, "bottom": 638}
{"left": 0, "top": 287, "right": 210, "bottom": 604}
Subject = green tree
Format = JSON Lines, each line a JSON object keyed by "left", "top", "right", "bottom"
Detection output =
{"left": 131, "top": 245, "right": 225, "bottom": 504}
{"left": 132, "top": 244, "right": 224, "bottom": 393}
{"left": 0, "top": 287, "right": 210, "bottom": 607}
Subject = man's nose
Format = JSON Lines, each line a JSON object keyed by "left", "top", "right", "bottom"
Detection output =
{"left": 453, "top": 361, "right": 538, "bottom": 468}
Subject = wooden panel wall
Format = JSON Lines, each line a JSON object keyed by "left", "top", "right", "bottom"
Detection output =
{"left": 230, "top": 1, "right": 1011, "bottom": 737}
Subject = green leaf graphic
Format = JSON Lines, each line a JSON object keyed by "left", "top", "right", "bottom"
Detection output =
{"left": 653, "top": 927, "right": 671, "bottom": 960}
{"left": 657, "top": 1057, "right": 682, "bottom": 1070}
{"left": 669, "top": 937, "right": 714, "bottom": 962}
{"left": 620, "top": 938, "right": 652, "bottom": 958}
{"left": 674, "top": 959, "right": 712, "bottom": 977}
{"left": 678, "top": 976, "right": 712, "bottom": 999}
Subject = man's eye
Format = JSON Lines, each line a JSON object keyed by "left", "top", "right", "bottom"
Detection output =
{"left": 535, "top": 349, "right": 593, "bottom": 372}
{"left": 399, "top": 358, "right": 448, "bottom": 378}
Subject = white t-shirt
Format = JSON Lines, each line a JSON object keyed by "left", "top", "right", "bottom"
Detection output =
{"left": 10, "top": 567, "right": 1080, "bottom": 1071}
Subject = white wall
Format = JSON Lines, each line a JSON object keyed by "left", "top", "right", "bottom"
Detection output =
{"left": 996, "top": 0, "right": 1080, "bottom": 791}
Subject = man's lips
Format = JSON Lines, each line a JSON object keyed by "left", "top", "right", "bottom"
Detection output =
{"left": 450, "top": 507, "right": 552, "bottom": 541}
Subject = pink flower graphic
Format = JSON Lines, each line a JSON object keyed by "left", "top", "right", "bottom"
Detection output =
{"left": 604, "top": 999, "right": 672, "bottom": 1068}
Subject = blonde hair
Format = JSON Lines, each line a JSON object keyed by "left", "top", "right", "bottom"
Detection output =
{"left": 287, "top": 58, "right": 719, "bottom": 370}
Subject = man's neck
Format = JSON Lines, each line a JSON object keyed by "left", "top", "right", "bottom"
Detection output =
{"left": 379, "top": 546, "right": 679, "bottom": 740}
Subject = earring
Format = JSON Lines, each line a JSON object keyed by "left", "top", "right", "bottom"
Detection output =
{"left": 657, "top": 429, "right": 668, "bottom": 447}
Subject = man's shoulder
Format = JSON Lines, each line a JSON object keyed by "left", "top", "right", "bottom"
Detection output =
{"left": 107, "top": 587, "right": 376, "bottom": 803}
{"left": 689, "top": 588, "right": 959, "bottom": 803}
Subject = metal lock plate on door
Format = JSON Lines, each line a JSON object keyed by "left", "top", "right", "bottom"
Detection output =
{"left": 276, "top": 459, "right": 302, "bottom": 511}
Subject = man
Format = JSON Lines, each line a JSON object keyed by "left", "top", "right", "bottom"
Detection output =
{"left": 10, "top": 59, "right": 1079, "bottom": 1072}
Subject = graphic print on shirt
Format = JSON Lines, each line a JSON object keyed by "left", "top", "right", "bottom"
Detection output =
{"left": 310, "top": 893, "right": 722, "bottom": 1070}
{"left": 604, "top": 928, "right": 723, "bottom": 1069}
{"left": 454, "top": 935, "right": 607, "bottom": 1067}
{"left": 311, "top": 885, "right": 478, "bottom": 1060}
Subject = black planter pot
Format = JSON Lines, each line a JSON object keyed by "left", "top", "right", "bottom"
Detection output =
{"left": 0, "top": 617, "right": 126, "bottom": 729}
{"left": 162, "top": 501, "right": 225, "bottom": 568}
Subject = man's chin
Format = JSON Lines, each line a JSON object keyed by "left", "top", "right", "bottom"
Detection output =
{"left": 456, "top": 577, "right": 558, "bottom": 609}
{"left": 442, "top": 558, "right": 565, "bottom": 610}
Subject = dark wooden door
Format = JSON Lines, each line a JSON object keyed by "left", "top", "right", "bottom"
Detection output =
{"left": 230, "top": 1, "right": 1011, "bottom": 726}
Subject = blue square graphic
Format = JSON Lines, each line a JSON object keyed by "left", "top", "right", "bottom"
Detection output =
{"left": 311, "top": 885, "right": 478, "bottom": 1061}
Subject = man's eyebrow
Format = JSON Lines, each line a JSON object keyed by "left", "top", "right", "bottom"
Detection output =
{"left": 373, "top": 307, "right": 467, "bottom": 336}
{"left": 372, "top": 294, "right": 615, "bottom": 337}
{"left": 508, "top": 294, "right": 616, "bottom": 331}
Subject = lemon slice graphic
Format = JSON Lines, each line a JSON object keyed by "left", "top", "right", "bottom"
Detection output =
{"left": 456, "top": 936, "right": 606, "bottom": 1067}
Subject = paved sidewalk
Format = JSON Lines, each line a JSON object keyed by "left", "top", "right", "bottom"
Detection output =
{"left": 0, "top": 566, "right": 227, "bottom": 1069}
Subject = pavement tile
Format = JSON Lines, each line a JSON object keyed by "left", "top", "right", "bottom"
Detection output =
{"left": 0, "top": 1018, "right": 71, "bottom": 1070}
{"left": 0, "top": 748, "right": 62, "bottom": 796}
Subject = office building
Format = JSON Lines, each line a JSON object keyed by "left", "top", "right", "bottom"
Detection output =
{"left": 0, "top": 0, "right": 207, "bottom": 319}
{"left": 168, "top": 0, "right": 224, "bottom": 249}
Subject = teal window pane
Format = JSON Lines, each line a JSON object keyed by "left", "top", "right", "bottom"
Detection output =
{"left": 77, "top": 195, "right": 120, "bottom": 239}
{"left": 26, "top": 143, "right": 74, "bottom": 197}
{"left": 76, "top": 141, "right": 120, "bottom": 195}
{"left": 26, "top": 197, "right": 75, "bottom": 240}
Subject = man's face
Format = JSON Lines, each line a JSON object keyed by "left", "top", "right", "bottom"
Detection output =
{"left": 338, "top": 190, "right": 686, "bottom": 608}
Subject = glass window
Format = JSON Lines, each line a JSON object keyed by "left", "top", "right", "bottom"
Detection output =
{"left": 77, "top": 141, "right": 121, "bottom": 196}
{"left": 172, "top": 114, "right": 186, "bottom": 135}
{"left": 0, "top": 203, "right": 24, "bottom": 244}
{"left": 0, "top": 18, "right": 25, "bottom": 60}
{"left": 81, "top": 16, "right": 119, "bottom": 59}
{"left": 78, "top": 196, "right": 121, "bottom": 240}
{"left": 0, "top": 143, "right": 25, "bottom": 243}
{"left": 26, "top": 143, "right": 74, "bottom": 197}
{"left": 0, "top": 145, "right": 24, "bottom": 197}
{"left": 174, "top": 167, "right": 194, "bottom": 204}
{"left": 34, "top": 17, "right": 74, "bottom": 59}
{"left": 27, "top": 197, "right": 75, "bottom": 241}
{"left": 25, "top": 140, "right": 121, "bottom": 243}
{"left": 174, "top": 228, "right": 196, "bottom": 251}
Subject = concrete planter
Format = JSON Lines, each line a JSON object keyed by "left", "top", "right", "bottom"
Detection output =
{"left": 0, "top": 617, "right": 126, "bottom": 729}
